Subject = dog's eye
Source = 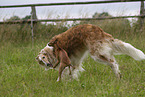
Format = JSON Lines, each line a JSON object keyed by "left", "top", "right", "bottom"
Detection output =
{"left": 42, "top": 56, "right": 45, "bottom": 59}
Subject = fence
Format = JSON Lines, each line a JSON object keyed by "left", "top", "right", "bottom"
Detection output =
{"left": 0, "top": 0, "right": 145, "bottom": 45}
{"left": 0, "top": 0, "right": 144, "bottom": 23}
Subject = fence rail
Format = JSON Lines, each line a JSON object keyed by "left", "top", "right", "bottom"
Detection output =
{"left": 0, "top": 0, "right": 143, "bottom": 8}
{"left": 0, "top": 0, "right": 144, "bottom": 24}
{"left": 0, "top": 15, "right": 144, "bottom": 24}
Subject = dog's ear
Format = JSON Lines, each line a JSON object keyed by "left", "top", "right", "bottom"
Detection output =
{"left": 41, "top": 50, "right": 47, "bottom": 55}
{"left": 40, "top": 49, "right": 44, "bottom": 53}
{"left": 54, "top": 39, "right": 58, "bottom": 44}
{"left": 43, "top": 52, "right": 47, "bottom": 55}
{"left": 47, "top": 42, "right": 51, "bottom": 46}
{"left": 48, "top": 39, "right": 58, "bottom": 46}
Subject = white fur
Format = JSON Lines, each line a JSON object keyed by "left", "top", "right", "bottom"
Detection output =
{"left": 112, "top": 39, "right": 145, "bottom": 60}
{"left": 46, "top": 45, "right": 53, "bottom": 51}
{"left": 71, "top": 51, "right": 88, "bottom": 80}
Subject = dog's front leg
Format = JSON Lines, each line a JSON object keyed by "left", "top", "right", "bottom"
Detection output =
{"left": 53, "top": 52, "right": 60, "bottom": 69}
{"left": 53, "top": 60, "right": 60, "bottom": 69}
{"left": 57, "top": 63, "right": 65, "bottom": 82}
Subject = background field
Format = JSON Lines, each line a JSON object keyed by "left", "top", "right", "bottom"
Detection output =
{"left": 0, "top": 19, "right": 145, "bottom": 97}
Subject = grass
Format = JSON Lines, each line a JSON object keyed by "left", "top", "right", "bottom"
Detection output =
{"left": 0, "top": 20, "right": 145, "bottom": 97}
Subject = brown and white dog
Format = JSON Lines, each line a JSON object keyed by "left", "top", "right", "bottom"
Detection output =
{"left": 36, "top": 24, "right": 145, "bottom": 81}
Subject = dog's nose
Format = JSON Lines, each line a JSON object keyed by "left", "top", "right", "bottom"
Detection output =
{"left": 47, "top": 63, "right": 50, "bottom": 66}
{"left": 47, "top": 63, "right": 53, "bottom": 67}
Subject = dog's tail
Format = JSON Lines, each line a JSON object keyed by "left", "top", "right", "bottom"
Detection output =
{"left": 112, "top": 39, "right": 145, "bottom": 60}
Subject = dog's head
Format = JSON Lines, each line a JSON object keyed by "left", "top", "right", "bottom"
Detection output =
{"left": 36, "top": 48, "right": 54, "bottom": 70}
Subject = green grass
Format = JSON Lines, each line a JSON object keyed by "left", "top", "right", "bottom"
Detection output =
{"left": 0, "top": 36, "right": 145, "bottom": 97}
{"left": 0, "top": 21, "right": 145, "bottom": 96}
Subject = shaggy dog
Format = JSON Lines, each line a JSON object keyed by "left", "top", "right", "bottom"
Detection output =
{"left": 36, "top": 24, "right": 145, "bottom": 81}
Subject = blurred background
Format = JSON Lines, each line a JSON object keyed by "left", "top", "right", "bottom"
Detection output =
{"left": 0, "top": 0, "right": 144, "bottom": 44}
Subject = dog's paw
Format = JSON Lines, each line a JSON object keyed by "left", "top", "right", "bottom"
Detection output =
{"left": 45, "top": 68, "right": 49, "bottom": 71}
{"left": 57, "top": 77, "right": 60, "bottom": 82}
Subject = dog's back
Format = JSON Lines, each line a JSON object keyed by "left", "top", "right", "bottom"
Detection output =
{"left": 50, "top": 24, "right": 113, "bottom": 58}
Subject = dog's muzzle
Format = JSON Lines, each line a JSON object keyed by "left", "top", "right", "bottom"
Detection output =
{"left": 47, "top": 63, "right": 53, "bottom": 67}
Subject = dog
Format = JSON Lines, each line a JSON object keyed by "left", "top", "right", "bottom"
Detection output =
{"left": 48, "top": 38, "right": 75, "bottom": 81}
{"left": 36, "top": 24, "right": 145, "bottom": 81}
{"left": 36, "top": 47, "right": 54, "bottom": 70}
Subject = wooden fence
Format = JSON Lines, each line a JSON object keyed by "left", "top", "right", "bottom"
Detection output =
{"left": 0, "top": 0, "right": 144, "bottom": 45}
{"left": 0, "top": 0, "right": 144, "bottom": 24}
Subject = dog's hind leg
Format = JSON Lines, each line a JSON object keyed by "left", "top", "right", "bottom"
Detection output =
{"left": 68, "top": 66, "right": 72, "bottom": 75}
{"left": 68, "top": 64, "right": 75, "bottom": 69}
{"left": 68, "top": 64, "right": 76, "bottom": 80}
{"left": 89, "top": 42, "right": 121, "bottom": 79}
{"left": 99, "top": 55, "right": 121, "bottom": 78}
{"left": 91, "top": 54, "right": 121, "bottom": 79}
{"left": 108, "top": 59, "right": 121, "bottom": 79}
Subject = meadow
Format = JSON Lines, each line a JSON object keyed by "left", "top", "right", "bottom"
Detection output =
{"left": 0, "top": 19, "right": 145, "bottom": 97}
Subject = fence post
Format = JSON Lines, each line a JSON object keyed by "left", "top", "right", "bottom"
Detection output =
{"left": 31, "top": 6, "right": 38, "bottom": 47}
{"left": 140, "top": 0, "right": 144, "bottom": 31}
